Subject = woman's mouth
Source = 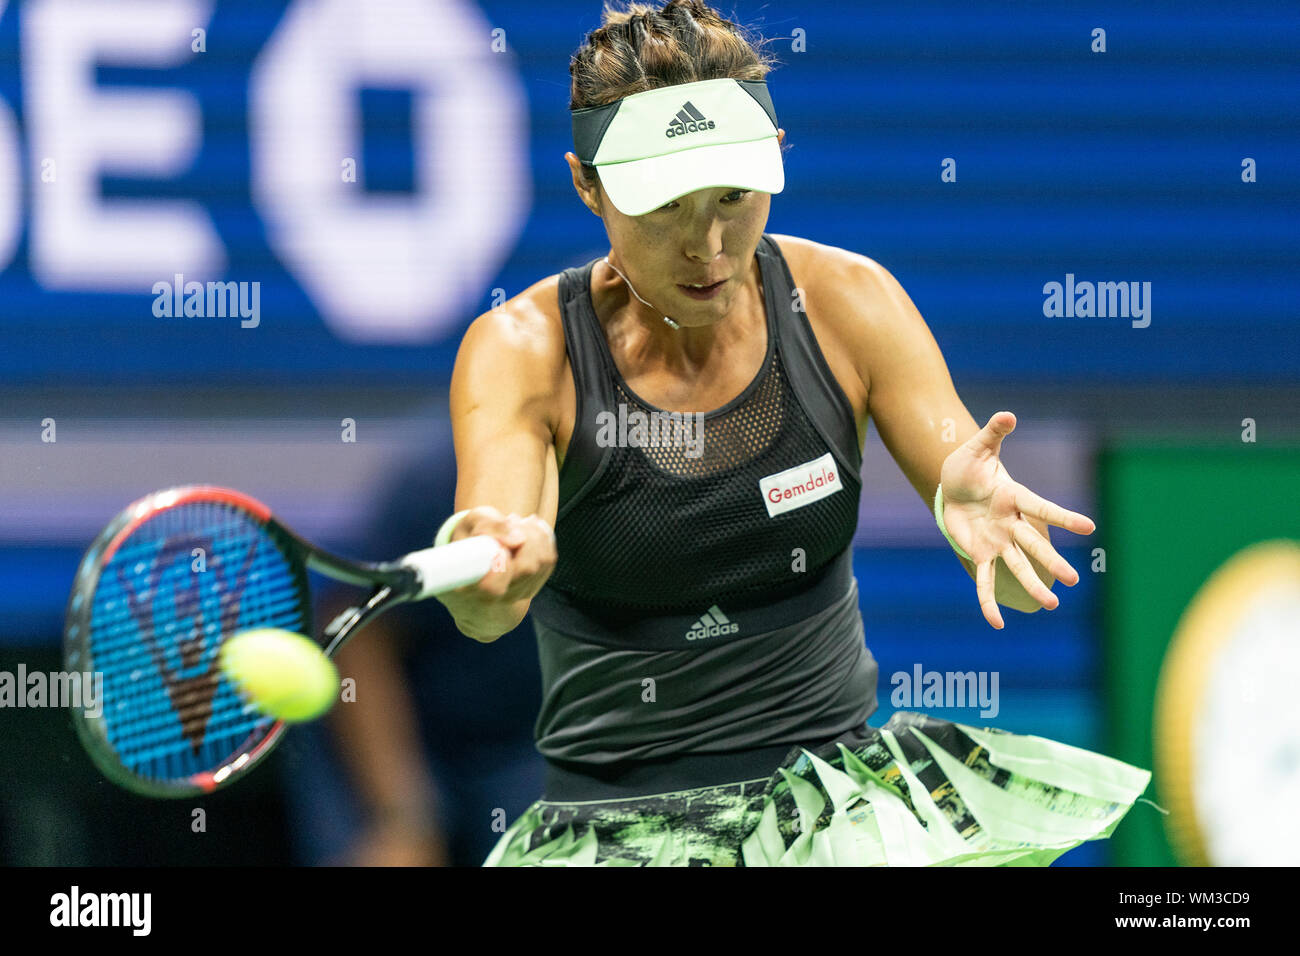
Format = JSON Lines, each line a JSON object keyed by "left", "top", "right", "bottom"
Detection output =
{"left": 677, "top": 278, "right": 726, "bottom": 300}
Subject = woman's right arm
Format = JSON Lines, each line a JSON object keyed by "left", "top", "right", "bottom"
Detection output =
{"left": 435, "top": 295, "right": 564, "bottom": 642}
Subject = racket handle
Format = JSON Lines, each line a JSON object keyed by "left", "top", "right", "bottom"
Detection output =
{"left": 400, "top": 535, "right": 507, "bottom": 599}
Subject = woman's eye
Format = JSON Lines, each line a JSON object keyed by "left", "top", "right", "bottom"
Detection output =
{"left": 655, "top": 190, "right": 750, "bottom": 212}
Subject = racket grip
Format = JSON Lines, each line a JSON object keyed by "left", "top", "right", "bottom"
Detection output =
{"left": 400, "top": 535, "right": 507, "bottom": 599}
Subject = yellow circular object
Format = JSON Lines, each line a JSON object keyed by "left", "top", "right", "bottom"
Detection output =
{"left": 221, "top": 628, "right": 339, "bottom": 723}
{"left": 1153, "top": 539, "right": 1300, "bottom": 866}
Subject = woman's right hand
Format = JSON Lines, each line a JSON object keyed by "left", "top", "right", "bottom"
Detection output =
{"left": 435, "top": 505, "right": 557, "bottom": 642}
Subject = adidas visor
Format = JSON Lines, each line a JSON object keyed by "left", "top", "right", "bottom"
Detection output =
{"left": 571, "top": 77, "right": 783, "bottom": 217}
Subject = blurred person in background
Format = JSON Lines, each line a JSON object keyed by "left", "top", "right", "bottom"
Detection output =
{"left": 280, "top": 433, "right": 543, "bottom": 866}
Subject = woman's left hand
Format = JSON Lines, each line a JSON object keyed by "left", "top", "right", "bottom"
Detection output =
{"left": 939, "top": 411, "right": 1096, "bottom": 629}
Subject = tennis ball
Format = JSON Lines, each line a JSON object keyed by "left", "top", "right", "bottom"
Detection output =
{"left": 220, "top": 628, "right": 339, "bottom": 723}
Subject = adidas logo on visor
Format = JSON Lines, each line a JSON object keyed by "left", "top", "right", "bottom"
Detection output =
{"left": 685, "top": 604, "right": 739, "bottom": 641}
{"left": 665, "top": 101, "right": 716, "bottom": 138}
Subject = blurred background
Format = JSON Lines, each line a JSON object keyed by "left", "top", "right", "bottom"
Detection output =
{"left": 0, "top": 0, "right": 1296, "bottom": 866}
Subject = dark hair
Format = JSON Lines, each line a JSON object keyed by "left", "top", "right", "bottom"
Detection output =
{"left": 570, "top": 0, "right": 781, "bottom": 187}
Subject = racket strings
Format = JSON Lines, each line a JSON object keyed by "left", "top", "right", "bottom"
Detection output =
{"left": 84, "top": 499, "right": 309, "bottom": 782}
{"left": 87, "top": 523, "right": 295, "bottom": 661}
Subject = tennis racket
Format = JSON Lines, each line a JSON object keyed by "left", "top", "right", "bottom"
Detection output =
{"left": 63, "top": 484, "right": 506, "bottom": 798}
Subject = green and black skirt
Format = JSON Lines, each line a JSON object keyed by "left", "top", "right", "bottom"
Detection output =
{"left": 483, "top": 711, "right": 1153, "bottom": 866}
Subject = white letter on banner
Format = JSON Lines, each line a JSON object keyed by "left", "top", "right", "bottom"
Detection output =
{"left": 24, "top": 0, "right": 224, "bottom": 289}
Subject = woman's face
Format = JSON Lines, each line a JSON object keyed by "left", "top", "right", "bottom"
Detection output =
{"left": 567, "top": 130, "right": 783, "bottom": 328}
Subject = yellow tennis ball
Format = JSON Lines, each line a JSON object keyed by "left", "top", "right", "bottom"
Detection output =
{"left": 220, "top": 628, "right": 339, "bottom": 723}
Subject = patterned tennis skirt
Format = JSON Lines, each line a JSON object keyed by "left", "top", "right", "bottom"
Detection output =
{"left": 483, "top": 711, "right": 1154, "bottom": 866}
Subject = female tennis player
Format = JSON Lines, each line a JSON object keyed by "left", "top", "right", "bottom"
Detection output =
{"left": 435, "top": 0, "right": 1151, "bottom": 866}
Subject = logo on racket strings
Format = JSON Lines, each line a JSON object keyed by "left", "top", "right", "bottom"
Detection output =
{"left": 116, "top": 532, "right": 261, "bottom": 752}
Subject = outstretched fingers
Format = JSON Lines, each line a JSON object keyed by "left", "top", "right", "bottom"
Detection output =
{"left": 1000, "top": 541, "right": 1059, "bottom": 610}
{"left": 1014, "top": 485, "right": 1095, "bottom": 536}
{"left": 1012, "top": 518, "right": 1081, "bottom": 586}
{"left": 976, "top": 557, "right": 1004, "bottom": 629}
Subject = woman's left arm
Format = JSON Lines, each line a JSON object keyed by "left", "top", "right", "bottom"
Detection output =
{"left": 818, "top": 250, "right": 1094, "bottom": 629}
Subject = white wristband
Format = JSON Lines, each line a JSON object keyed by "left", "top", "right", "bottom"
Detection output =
{"left": 433, "top": 510, "right": 470, "bottom": 548}
{"left": 934, "top": 484, "right": 973, "bottom": 561}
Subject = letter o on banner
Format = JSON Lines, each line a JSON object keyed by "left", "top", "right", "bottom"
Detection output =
{"left": 250, "top": 0, "right": 530, "bottom": 343}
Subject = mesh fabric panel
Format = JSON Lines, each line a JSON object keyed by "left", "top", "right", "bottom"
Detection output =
{"left": 548, "top": 347, "right": 860, "bottom": 613}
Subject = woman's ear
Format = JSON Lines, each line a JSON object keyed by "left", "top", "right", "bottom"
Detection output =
{"left": 566, "top": 152, "right": 603, "bottom": 217}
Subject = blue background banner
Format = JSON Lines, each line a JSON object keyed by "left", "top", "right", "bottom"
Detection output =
{"left": 0, "top": 0, "right": 1293, "bottom": 384}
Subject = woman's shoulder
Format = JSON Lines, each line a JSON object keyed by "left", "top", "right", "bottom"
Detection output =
{"left": 766, "top": 233, "right": 922, "bottom": 345}
{"left": 464, "top": 272, "right": 566, "bottom": 352}
{"left": 456, "top": 272, "right": 570, "bottom": 397}
{"left": 765, "top": 233, "right": 890, "bottom": 295}
{"left": 764, "top": 234, "right": 903, "bottom": 394}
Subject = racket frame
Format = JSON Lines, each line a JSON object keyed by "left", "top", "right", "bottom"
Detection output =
{"left": 63, "top": 485, "right": 483, "bottom": 798}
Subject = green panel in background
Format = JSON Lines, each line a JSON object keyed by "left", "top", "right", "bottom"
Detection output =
{"left": 1098, "top": 444, "right": 1300, "bottom": 866}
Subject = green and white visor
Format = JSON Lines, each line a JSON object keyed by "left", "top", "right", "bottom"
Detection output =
{"left": 571, "top": 77, "right": 783, "bottom": 216}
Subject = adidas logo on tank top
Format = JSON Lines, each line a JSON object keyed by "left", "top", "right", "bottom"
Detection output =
{"left": 685, "top": 605, "right": 739, "bottom": 641}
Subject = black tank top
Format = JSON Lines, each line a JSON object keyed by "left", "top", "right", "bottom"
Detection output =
{"left": 529, "top": 233, "right": 879, "bottom": 793}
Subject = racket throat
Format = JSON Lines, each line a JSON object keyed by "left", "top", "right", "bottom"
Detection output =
{"left": 322, "top": 585, "right": 397, "bottom": 657}
{"left": 324, "top": 605, "right": 363, "bottom": 641}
